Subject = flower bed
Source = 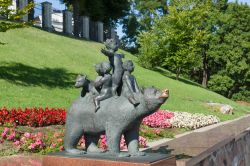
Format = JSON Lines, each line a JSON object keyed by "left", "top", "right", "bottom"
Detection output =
{"left": 168, "top": 112, "right": 220, "bottom": 129}
{"left": 0, "top": 107, "right": 220, "bottom": 155}
{"left": 0, "top": 108, "right": 220, "bottom": 130}
{"left": 0, "top": 108, "right": 66, "bottom": 127}
{"left": 0, "top": 127, "right": 147, "bottom": 154}
{"left": 142, "top": 110, "right": 174, "bottom": 128}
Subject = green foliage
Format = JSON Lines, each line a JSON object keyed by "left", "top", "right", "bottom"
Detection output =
{"left": 207, "top": 2, "right": 250, "bottom": 101}
{"left": 138, "top": 0, "right": 250, "bottom": 101}
{"left": 138, "top": 0, "right": 214, "bottom": 79}
{"left": 139, "top": 125, "right": 174, "bottom": 141}
{"left": 134, "top": 0, "right": 168, "bottom": 30}
{"left": 121, "top": 0, "right": 168, "bottom": 53}
{"left": 120, "top": 14, "right": 140, "bottom": 54}
{"left": 61, "top": 0, "right": 130, "bottom": 25}
{"left": 208, "top": 75, "right": 235, "bottom": 97}
{"left": 0, "top": 0, "right": 34, "bottom": 32}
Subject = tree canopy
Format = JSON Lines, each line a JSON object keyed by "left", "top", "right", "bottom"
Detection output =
{"left": 61, "top": 0, "right": 130, "bottom": 25}
{"left": 138, "top": 0, "right": 250, "bottom": 101}
{"left": 120, "top": 0, "right": 169, "bottom": 53}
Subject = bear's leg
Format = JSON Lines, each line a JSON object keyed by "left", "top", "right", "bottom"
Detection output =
{"left": 106, "top": 123, "right": 130, "bottom": 157}
{"left": 124, "top": 124, "right": 145, "bottom": 156}
{"left": 85, "top": 134, "right": 103, "bottom": 153}
{"left": 64, "top": 125, "right": 86, "bottom": 155}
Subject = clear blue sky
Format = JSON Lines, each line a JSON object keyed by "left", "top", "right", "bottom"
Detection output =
{"left": 34, "top": 0, "right": 250, "bottom": 38}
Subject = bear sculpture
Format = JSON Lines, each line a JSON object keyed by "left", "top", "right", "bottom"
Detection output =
{"left": 64, "top": 87, "right": 169, "bottom": 157}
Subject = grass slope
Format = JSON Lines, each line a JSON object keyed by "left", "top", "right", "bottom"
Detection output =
{"left": 0, "top": 27, "right": 249, "bottom": 121}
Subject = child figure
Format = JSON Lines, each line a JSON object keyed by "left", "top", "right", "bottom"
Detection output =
{"left": 121, "top": 60, "right": 140, "bottom": 106}
{"left": 94, "top": 61, "right": 113, "bottom": 111}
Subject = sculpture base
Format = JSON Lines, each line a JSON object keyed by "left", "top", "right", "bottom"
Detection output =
{"left": 42, "top": 151, "right": 176, "bottom": 166}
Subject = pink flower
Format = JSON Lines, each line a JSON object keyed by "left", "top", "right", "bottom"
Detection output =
{"left": 36, "top": 132, "right": 43, "bottom": 139}
{"left": 139, "top": 136, "right": 147, "bottom": 148}
{"left": 1, "top": 127, "right": 9, "bottom": 139}
{"left": 35, "top": 139, "right": 43, "bottom": 146}
{"left": 13, "top": 140, "right": 21, "bottom": 146}
{"left": 120, "top": 136, "right": 127, "bottom": 150}
{"left": 20, "top": 136, "right": 26, "bottom": 142}
{"left": 60, "top": 146, "right": 64, "bottom": 151}
{"left": 50, "top": 143, "right": 57, "bottom": 148}
{"left": 7, "top": 131, "right": 16, "bottom": 141}
{"left": 24, "top": 132, "right": 31, "bottom": 138}
{"left": 53, "top": 132, "right": 61, "bottom": 138}
{"left": 1, "top": 132, "right": 7, "bottom": 139}
{"left": 57, "top": 138, "right": 63, "bottom": 143}
{"left": 78, "top": 136, "right": 85, "bottom": 147}
{"left": 0, "top": 139, "right": 4, "bottom": 144}
{"left": 28, "top": 143, "right": 36, "bottom": 150}
{"left": 142, "top": 110, "right": 173, "bottom": 128}
{"left": 154, "top": 129, "right": 161, "bottom": 135}
{"left": 3, "top": 128, "right": 9, "bottom": 133}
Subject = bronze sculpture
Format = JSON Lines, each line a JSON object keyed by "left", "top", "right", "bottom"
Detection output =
{"left": 64, "top": 39, "right": 169, "bottom": 157}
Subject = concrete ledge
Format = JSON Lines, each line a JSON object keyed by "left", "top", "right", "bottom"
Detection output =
{"left": 143, "top": 114, "right": 250, "bottom": 157}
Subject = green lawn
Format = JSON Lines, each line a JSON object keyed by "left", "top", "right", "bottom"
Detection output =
{"left": 0, "top": 27, "right": 249, "bottom": 121}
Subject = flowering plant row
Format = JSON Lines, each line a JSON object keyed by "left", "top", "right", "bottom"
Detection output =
{"left": 142, "top": 110, "right": 174, "bottom": 128}
{"left": 0, "top": 108, "right": 220, "bottom": 130}
{"left": 168, "top": 112, "right": 220, "bottom": 129}
{"left": 0, "top": 108, "right": 66, "bottom": 127}
{"left": 0, "top": 127, "right": 147, "bottom": 154}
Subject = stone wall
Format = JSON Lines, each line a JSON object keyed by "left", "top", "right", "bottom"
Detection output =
{"left": 145, "top": 115, "right": 250, "bottom": 166}
{"left": 189, "top": 129, "right": 250, "bottom": 166}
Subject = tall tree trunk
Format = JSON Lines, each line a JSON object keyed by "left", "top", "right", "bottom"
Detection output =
{"left": 202, "top": 50, "right": 208, "bottom": 88}
{"left": 176, "top": 67, "right": 181, "bottom": 80}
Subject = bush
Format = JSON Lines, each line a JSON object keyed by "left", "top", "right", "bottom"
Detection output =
{"left": 208, "top": 75, "right": 234, "bottom": 97}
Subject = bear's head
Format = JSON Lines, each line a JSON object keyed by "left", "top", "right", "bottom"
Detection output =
{"left": 75, "top": 75, "right": 87, "bottom": 88}
{"left": 141, "top": 87, "right": 169, "bottom": 113}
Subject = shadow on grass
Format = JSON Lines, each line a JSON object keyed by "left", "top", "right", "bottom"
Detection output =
{"left": 0, "top": 62, "right": 77, "bottom": 88}
{"left": 0, "top": 41, "right": 7, "bottom": 45}
{"left": 153, "top": 67, "right": 202, "bottom": 87}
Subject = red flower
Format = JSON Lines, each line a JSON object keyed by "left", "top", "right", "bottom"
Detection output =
{"left": 0, "top": 107, "right": 67, "bottom": 127}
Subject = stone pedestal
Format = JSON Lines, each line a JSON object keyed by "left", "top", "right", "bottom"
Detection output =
{"left": 80, "top": 16, "right": 90, "bottom": 39}
{"left": 42, "top": 1, "right": 52, "bottom": 31}
{"left": 17, "top": 0, "right": 28, "bottom": 22}
{"left": 63, "top": 10, "right": 73, "bottom": 35}
{"left": 89, "top": 20, "right": 98, "bottom": 41}
{"left": 43, "top": 151, "right": 176, "bottom": 166}
{"left": 97, "top": 21, "right": 104, "bottom": 42}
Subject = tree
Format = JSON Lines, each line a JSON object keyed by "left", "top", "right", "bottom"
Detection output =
{"left": 207, "top": 2, "right": 250, "bottom": 101}
{"left": 0, "top": 0, "right": 33, "bottom": 32}
{"left": 138, "top": 0, "right": 214, "bottom": 80}
{"left": 61, "top": 0, "right": 130, "bottom": 37}
{"left": 61, "top": 0, "right": 130, "bottom": 25}
{"left": 121, "top": 0, "right": 169, "bottom": 54}
{"left": 134, "top": 0, "right": 168, "bottom": 30}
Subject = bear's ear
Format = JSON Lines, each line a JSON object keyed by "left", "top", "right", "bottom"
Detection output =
{"left": 76, "top": 74, "right": 82, "bottom": 79}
